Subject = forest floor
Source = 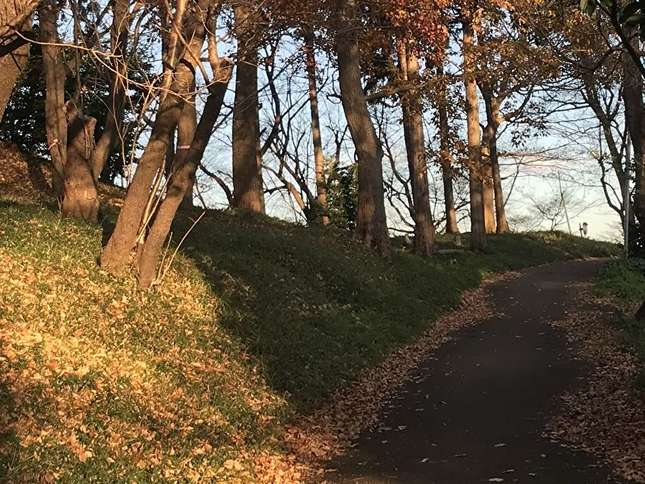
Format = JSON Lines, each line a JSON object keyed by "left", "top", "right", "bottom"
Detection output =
{"left": 328, "top": 259, "right": 645, "bottom": 483}
{"left": 0, "top": 144, "right": 634, "bottom": 482}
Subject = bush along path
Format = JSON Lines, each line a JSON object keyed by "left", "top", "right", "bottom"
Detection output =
{"left": 326, "top": 260, "right": 638, "bottom": 483}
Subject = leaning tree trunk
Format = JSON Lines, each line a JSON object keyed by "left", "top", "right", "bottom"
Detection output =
{"left": 137, "top": 62, "right": 231, "bottom": 289}
{"left": 335, "top": 0, "right": 389, "bottom": 253}
{"left": 399, "top": 44, "right": 435, "bottom": 256}
{"left": 462, "top": 17, "right": 486, "bottom": 251}
{"left": 436, "top": 68, "right": 459, "bottom": 234}
{"left": 100, "top": 0, "right": 208, "bottom": 274}
{"left": 304, "top": 30, "right": 329, "bottom": 225}
{"left": 0, "top": 0, "right": 35, "bottom": 122}
{"left": 62, "top": 105, "right": 100, "bottom": 223}
{"left": 90, "top": 0, "right": 130, "bottom": 180}
{"left": 231, "top": 3, "right": 265, "bottom": 213}
{"left": 481, "top": 122, "right": 496, "bottom": 234}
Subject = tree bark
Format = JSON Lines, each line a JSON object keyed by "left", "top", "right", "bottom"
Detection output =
{"left": 90, "top": 0, "right": 130, "bottom": 180}
{"left": 176, "top": 81, "right": 197, "bottom": 209}
{"left": 399, "top": 43, "right": 435, "bottom": 256}
{"left": 39, "top": 0, "right": 101, "bottom": 223}
{"left": 462, "top": 17, "right": 486, "bottom": 251}
{"left": 137, "top": 62, "right": 231, "bottom": 289}
{"left": 231, "top": 3, "right": 265, "bottom": 213}
{"left": 482, "top": 91, "right": 509, "bottom": 233}
{"left": 335, "top": 0, "right": 389, "bottom": 253}
{"left": 101, "top": 0, "right": 208, "bottom": 273}
{"left": 622, "top": 27, "right": 645, "bottom": 228}
{"left": 481, "top": 120, "right": 496, "bottom": 234}
{"left": 62, "top": 104, "right": 100, "bottom": 223}
{"left": 39, "top": 0, "right": 67, "bottom": 193}
{"left": 304, "top": 30, "right": 329, "bottom": 225}
{"left": 436, "top": 67, "right": 459, "bottom": 234}
{"left": 0, "top": 0, "right": 34, "bottom": 122}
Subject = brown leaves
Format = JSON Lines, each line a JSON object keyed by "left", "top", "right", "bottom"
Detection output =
{"left": 545, "top": 286, "right": 645, "bottom": 482}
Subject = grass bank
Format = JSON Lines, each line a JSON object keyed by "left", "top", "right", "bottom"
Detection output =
{"left": 595, "top": 259, "right": 645, "bottom": 391}
{"left": 0, "top": 199, "right": 618, "bottom": 481}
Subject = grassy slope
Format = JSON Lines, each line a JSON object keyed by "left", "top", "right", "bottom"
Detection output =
{"left": 0, "top": 200, "right": 618, "bottom": 481}
{"left": 595, "top": 259, "right": 645, "bottom": 390}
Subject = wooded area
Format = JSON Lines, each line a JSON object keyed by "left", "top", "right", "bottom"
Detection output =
{"left": 0, "top": 0, "right": 643, "bottom": 285}
{"left": 1, "top": 0, "right": 645, "bottom": 481}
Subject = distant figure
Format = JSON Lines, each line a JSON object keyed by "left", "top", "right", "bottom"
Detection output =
{"left": 579, "top": 222, "right": 589, "bottom": 238}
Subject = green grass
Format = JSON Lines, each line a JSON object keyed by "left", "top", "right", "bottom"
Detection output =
{"left": 0, "top": 199, "right": 619, "bottom": 481}
{"left": 595, "top": 259, "right": 645, "bottom": 392}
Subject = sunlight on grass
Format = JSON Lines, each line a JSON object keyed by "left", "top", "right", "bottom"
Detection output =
{"left": 0, "top": 200, "right": 619, "bottom": 481}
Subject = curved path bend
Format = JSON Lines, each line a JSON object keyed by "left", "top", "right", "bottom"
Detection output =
{"left": 332, "top": 259, "right": 621, "bottom": 483}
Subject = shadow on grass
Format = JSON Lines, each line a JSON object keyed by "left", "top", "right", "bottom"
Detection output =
{"left": 173, "top": 209, "right": 618, "bottom": 412}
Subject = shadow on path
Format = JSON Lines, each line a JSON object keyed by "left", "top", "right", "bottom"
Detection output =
{"left": 330, "top": 259, "right": 622, "bottom": 483}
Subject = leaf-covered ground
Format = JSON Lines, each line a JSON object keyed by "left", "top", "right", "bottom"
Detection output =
{"left": 545, "top": 274, "right": 645, "bottom": 483}
{"left": 0, "top": 195, "right": 619, "bottom": 482}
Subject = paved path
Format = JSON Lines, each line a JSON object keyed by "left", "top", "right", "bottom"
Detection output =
{"left": 331, "top": 260, "right": 621, "bottom": 483}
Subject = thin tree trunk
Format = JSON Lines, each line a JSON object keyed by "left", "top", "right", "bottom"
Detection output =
{"left": 335, "top": 0, "right": 389, "bottom": 253}
{"left": 436, "top": 68, "right": 459, "bottom": 234}
{"left": 489, "top": 114, "right": 510, "bottom": 234}
{"left": 399, "top": 43, "right": 435, "bottom": 255}
{"left": 304, "top": 30, "right": 329, "bottom": 225}
{"left": 481, "top": 90, "right": 509, "bottom": 233}
{"left": 232, "top": 3, "right": 265, "bottom": 213}
{"left": 90, "top": 0, "right": 130, "bottom": 180}
{"left": 489, "top": 123, "right": 509, "bottom": 233}
{"left": 101, "top": 0, "right": 208, "bottom": 273}
{"left": 462, "top": 17, "right": 486, "bottom": 251}
{"left": 138, "top": 63, "right": 231, "bottom": 289}
{"left": 481, "top": 121, "right": 496, "bottom": 234}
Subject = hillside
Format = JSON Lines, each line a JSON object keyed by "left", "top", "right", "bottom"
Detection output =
{"left": 0, "top": 192, "right": 620, "bottom": 482}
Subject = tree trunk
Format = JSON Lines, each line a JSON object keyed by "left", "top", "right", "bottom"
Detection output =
{"left": 623, "top": 27, "right": 645, "bottom": 228}
{"left": 137, "top": 63, "right": 231, "bottom": 289}
{"left": 101, "top": 0, "right": 208, "bottom": 274}
{"left": 481, "top": 91, "right": 510, "bottom": 233}
{"left": 232, "top": 3, "right": 265, "bottom": 213}
{"left": 90, "top": 0, "right": 130, "bottom": 180}
{"left": 481, "top": 121, "right": 496, "bottom": 234}
{"left": 399, "top": 44, "right": 435, "bottom": 256}
{"left": 39, "top": 0, "right": 67, "bottom": 194}
{"left": 304, "top": 30, "right": 329, "bottom": 225}
{"left": 436, "top": 68, "right": 459, "bottom": 234}
{"left": 462, "top": 17, "right": 486, "bottom": 251}
{"left": 62, "top": 105, "right": 99, "bottom": 223}
{"left": 335, "top": 0, "right": 389, "bottom": 253}
{"left": 0, "top": 0, "right": 34, "bottom": 122}
{"left": 176, "top": 87, "right": 197, "bottom": 209}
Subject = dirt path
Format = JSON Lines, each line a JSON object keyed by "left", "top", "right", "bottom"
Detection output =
{"left": 330, "top": 260, "right": 622, "bottom": 483}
